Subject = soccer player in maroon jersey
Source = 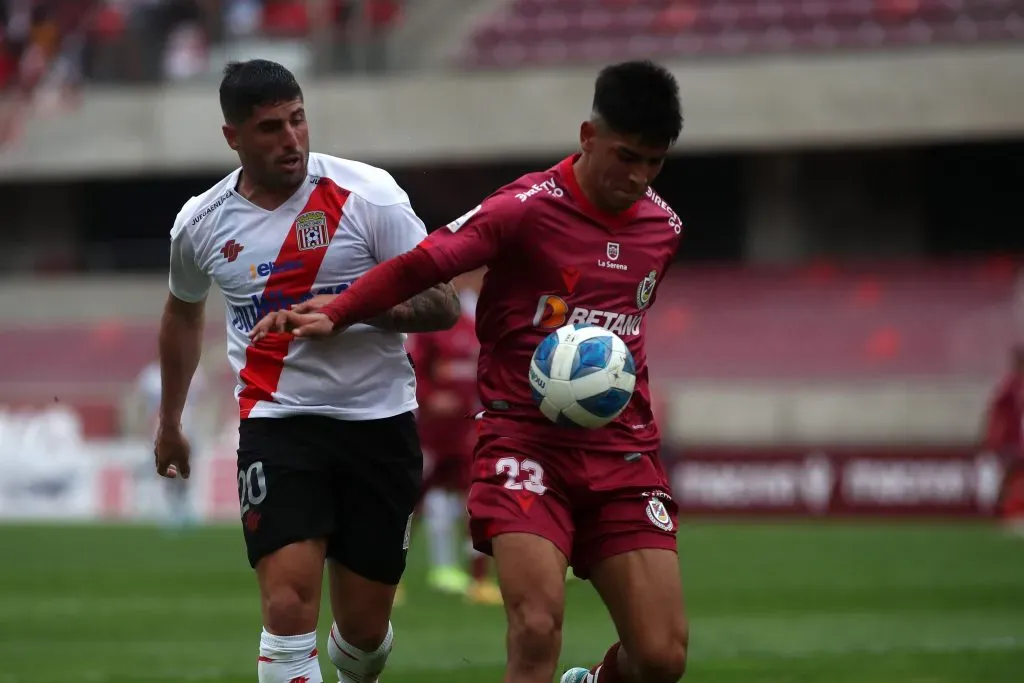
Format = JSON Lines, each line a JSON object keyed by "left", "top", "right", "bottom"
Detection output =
{"left": 985, "top": 345, "right": 1024, "bottom": 527}
{"left": 408, "top": 268, "right": 503, "bottom": 604}
{"left": 252, "top": 60, "right": 688, "bottom": 683}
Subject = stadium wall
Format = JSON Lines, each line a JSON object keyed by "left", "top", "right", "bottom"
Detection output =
{"left": 0, "top": 275, "right": 999, "bottom": 447}
{"left": 1, "top": 408, "right": 1007, "bottom": 522}
{"left": 2, "top": 45, "right": 1023, "bottom": 178}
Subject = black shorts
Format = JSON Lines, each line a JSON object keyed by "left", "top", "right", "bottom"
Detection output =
{"left": 236, "top": 412, "right": 423, "bottom": 584}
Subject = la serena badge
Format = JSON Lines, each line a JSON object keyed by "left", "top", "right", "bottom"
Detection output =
{"left": 646, "top": 497, "right": 673, "bottom": 531}
{"left": 636, "top": 270, "right": 657, "bottom": 310}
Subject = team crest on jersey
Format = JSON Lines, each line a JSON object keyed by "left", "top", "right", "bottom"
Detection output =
{"left": 606, "top": 242, "right": 620, "bottom": 261}
{"left": 636, "top": 270, "right": 657, "bottom": 310}
{"left": 295, "top": 211, "right": 329, "bottom": 251}
{"left": 646, "top": 498, "right": 673, "bottom": 531}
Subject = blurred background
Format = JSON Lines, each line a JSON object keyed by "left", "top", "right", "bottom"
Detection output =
{"left": 1, "top": 1, "right": 1023, "bottom": 682}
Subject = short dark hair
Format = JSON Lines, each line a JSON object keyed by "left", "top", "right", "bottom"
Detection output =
{"left": 592, "top": 60, "right": 683, "bottom": 148}
{"left": 219, "top": 60, "right": 303, "bottom": 125}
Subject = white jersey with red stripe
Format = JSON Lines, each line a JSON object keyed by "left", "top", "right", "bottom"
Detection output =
{"left": 167, "top": 152, "right": 425, "bottom": 421}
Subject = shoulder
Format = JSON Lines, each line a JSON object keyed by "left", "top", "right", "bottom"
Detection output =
{"left": 309, "top": 153, "right": 409, "bottom": 207}
{"left": 462, "top": 168, "right": 558, "bottom": 226}
{"left": 639, "top": 186, "right": 684, "bottom": 238}
{"left": 170, "top": 171, "right": 238, "bottom": 239}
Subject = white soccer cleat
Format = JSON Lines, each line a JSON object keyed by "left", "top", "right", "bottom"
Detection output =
{"left": 560, "top": 667, "right": 591, "bottom": 683}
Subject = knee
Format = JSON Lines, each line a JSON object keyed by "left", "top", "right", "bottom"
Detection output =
{"left": 631, "top": 627, "right": 689, "bottom": 683}
{"left": 506, "top": 598, "right": 563, "bottom": 663}
{"left": 262, "top": 585, "right": 318, "bottom": 634}
{"left": 334, "top": 617, "right": 390, "bottom": 652}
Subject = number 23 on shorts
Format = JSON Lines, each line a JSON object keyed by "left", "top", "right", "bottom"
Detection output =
{"left": 495, "top": 457, "right": 547, "bottom": 495}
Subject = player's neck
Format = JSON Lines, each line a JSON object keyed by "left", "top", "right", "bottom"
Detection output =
{"left": 236, "top": 171, "right": 302, "bottom": 211}
{"left": 572, "top": 156, "right": 617, "bottom": 215}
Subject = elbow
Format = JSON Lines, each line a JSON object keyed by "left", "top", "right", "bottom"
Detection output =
{"left": 440, "top": 300, "right": 461, "bottom": 330}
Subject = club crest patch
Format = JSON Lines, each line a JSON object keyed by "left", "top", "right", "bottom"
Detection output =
{"left": 636, "top": 270, "right": 657, "bottom": 310}
{"left": 646, "top": 497, "right": 673, "bottom": 531}
{"left": 295, "top": 211, "right": 329, "bottom": 251}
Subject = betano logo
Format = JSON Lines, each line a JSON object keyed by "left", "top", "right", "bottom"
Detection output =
{"left": 532, "top": 294, "right": 643, "bottom": 337}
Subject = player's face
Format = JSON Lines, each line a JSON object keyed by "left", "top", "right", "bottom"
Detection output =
{"left": 581, "top": 121, "right": 667, "bottom": 212}
{"left": 225, "top": 98, "right": 309, "bottom": 191}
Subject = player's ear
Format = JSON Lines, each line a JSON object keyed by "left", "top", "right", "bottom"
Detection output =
{"left": 222, "top": 123, "right": 239, "bottom": 151}
{"left": 580, "top": 120, "right": 597, "bottom": 153}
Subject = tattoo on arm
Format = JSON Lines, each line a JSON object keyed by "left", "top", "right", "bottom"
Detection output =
{"left": 366, "top": 282, "right": 461, "bottom": 333}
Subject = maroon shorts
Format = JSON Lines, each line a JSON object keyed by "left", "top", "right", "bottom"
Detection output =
{"left": 467, "top": 434, "right": 678, "bottom": 579}
{"left": 422, "top": 448, "right": 473, "bottom": 493}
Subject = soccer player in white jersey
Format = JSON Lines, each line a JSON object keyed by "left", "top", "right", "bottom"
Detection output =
{"left": 153, "top": 60, "right": 460, "bottom": 683}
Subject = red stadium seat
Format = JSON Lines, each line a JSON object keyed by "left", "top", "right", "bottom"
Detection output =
{"left": 460, "top": 0, "right": 1024, "bottom": 68}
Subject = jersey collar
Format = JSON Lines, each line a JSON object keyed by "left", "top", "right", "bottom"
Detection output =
{"left": 556, "top": 154, "right": 641, "bottom": 231}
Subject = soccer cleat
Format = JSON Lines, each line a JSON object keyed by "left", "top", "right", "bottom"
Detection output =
{"left": 560, "top": 667, "right": 591, "bottom": 683}
{"left": 465, "top": 579, "right": 503, "bottom": 606}
{"left": 427, "top": 566, "right": 471, "bottom": 595}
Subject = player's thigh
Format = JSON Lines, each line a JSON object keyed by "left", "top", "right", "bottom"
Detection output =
{"left": 590, "top": 547, "right": 688, "bottom": 681}
{"left": 492, "top": 533, "right": 569, "bottom": 655}
{"left": 466, "top": 435, "right": 575, "bottom": 561}
{"left": 237, "top": 417, "right": 336, "bottom": 572}
{"left": 577, "top": 452, "right": 687, "bottom": 679}
{"left": 238, "top": 418, "right": 336, "bottom": 631}
{"left": 571, "top": 451, "right": 679, "bottom": 579}
{"left": 328, "top": 411, "right": 423, "bottom": 586}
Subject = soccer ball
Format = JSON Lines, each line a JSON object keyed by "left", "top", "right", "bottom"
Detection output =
{"left": 528, "top": 323, "right": 637, "bottom": 429}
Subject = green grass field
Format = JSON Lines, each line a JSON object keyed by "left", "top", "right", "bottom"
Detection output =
{"left": 1, "top": 522, "right": 1022, "bottom": 683}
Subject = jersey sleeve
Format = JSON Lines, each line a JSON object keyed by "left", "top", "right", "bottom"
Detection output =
{"left": 167, "top": 207, "right": 212, "bottom": 303}
{"left": 420, "top": 193, "right": 524, "bottom": 278}
{"left": 364, "top": 197, "right": 430, "bottom": 264}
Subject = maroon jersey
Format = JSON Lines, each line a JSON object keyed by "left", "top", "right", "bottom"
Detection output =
{"left": 985, "top": 371, "right": 1024, "bottom": 450}
{"left": 408, "top": 311, "right": 481, "bottom": 455}
{"left": 420, "top": 155, "right": 683, "bottom": 453}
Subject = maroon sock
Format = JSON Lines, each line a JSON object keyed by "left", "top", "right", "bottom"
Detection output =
{"left": 590, "top": 642, "right": 622, "bottom": 683}
{"left": 470, "top": 554, "right": 489, "bottom": 581}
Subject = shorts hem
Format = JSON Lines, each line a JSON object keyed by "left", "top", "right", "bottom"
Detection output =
{"left": 470, "top": 524, "right": 572, "bottom": 563}
{"left": 572, "top": 531, "right": 678, "bottom": 580}
{"left": 246, "top": 532, "right": 330, "bottom": 569}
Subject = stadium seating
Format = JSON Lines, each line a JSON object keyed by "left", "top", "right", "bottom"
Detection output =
{"left": 458, "top": 0, "right": 1024, "bottom": 68}
{"left": 0, "top": 322, "right": 226, "bottom": 437}
{"left": 645, "top": 260, "right": 1021, "bottom": 380}
{"left": 0, "top": 262, "right": 1016, "bottom": 436}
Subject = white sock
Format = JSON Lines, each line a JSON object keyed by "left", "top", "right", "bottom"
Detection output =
{"left": 328, "top": 622, "right": 393, "bottom": 683}
{"left": 258, "top": 629, "right": 322, "bottom": 683}
{"left": 424, "top": 490, "right": 456, "bottom": 568}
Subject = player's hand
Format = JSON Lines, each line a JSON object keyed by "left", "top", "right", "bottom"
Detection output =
{"left": 154, "top": 422, "right": 191, "bottom": 479}
{"left": 290, "top": 294, "right": 336, "bottom": 314}
{"left": 249, "top": 310, "right": 340, "bottom": 342}
{"left": 287, "top": 311, "right": 338, "bottom": 339}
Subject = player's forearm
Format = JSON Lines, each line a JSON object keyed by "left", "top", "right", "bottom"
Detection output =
{"left": 158, "top": 295, "right": 205, "bottom": 425}
{"left": 365, "top": 282, "right": 461, "bottom": 332}
{"left": 323, "top": 246, "right": 447, "bottom": 330}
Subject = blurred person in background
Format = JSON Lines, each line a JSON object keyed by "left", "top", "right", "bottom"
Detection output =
{"left": 407, "top": 268, "right": 502, "bottom": 605}
{"left": 984, "top": 345, "right": 1024, "bottom": 529}
{"left": 136, "top": 358, "right": 207, "bottom": 530}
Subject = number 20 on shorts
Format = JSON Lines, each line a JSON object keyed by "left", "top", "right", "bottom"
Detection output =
{"left": 238, "top": 461, "right": 268, "bottom": 514}
{"left": 496, "top": 457, "right": 547, "bottom": 495}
